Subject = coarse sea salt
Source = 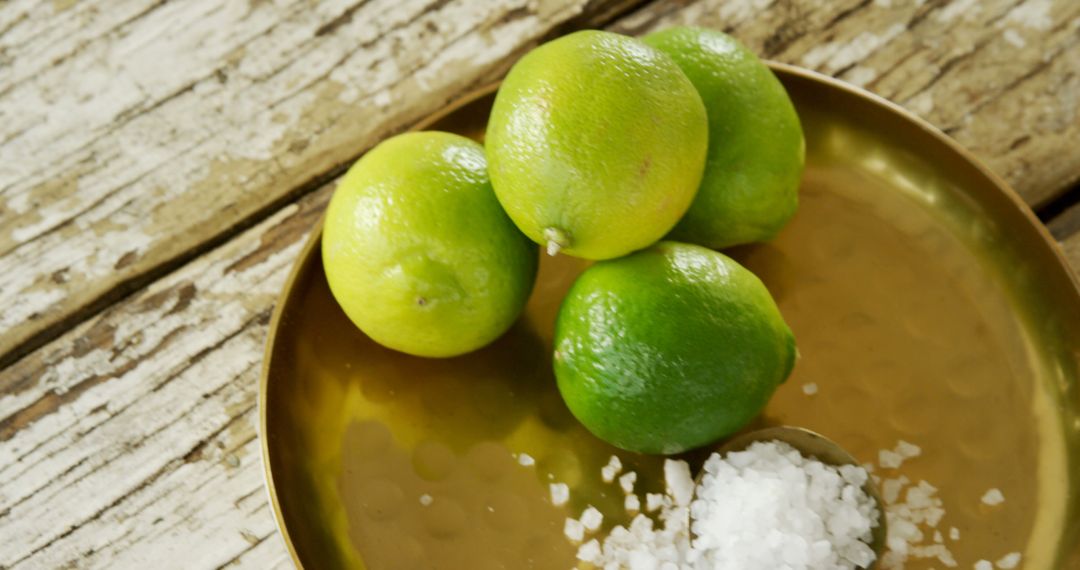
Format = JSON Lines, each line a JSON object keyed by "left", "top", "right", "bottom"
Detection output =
{"left": 580, "top": 506, "right": 604, "bottom": 531}
{"left": 549, "top": 482, "right": 569, "bottom": 507}
{"left": 556, "top": 438, "right": 1000, "bottom": 569}
{"left": 996, "top": 552, "right": 1021, "bottom": 568}
{"left": 602, "top": 455, "right": 623, "bottom": 483}
{"left": 879, "top": 440, "right": 922, "bottom": 470}
{"left": 575, "top": 442, "right": 879, "bottom": 569}
{"left": 565, "top": 518, "right": 586, "bottom": 542}
{"left": 691, "top": 442, "right": 879, "bottom": 569}
{"left": 981, "top": 488, "right": 1005, "bottom": 506}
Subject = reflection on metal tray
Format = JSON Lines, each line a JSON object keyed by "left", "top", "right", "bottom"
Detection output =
{"left": 260, "top": 64, "right": 1080, "bottom": 569}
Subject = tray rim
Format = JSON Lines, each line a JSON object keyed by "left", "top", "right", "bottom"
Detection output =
{"left": 257, "top": 61, "right": 1080, "bottom": 569}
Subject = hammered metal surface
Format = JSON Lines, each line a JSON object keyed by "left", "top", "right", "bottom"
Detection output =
{"left": 261, "top": 65, "right": 1080, "bottom": 569}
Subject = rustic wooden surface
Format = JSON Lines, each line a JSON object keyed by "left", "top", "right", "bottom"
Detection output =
{"left": 1, "top": 0, "right": 1078, "bottom": 567}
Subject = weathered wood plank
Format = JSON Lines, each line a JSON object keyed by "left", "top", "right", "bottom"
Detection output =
{"left": 0, "top": 187, "right": 328, "bottom": 568}
{"left": 611, "top": 0, "right": 1080, "bottom": 208}
{"left": 0, "top": 0, "right": 638, "bottom": 368}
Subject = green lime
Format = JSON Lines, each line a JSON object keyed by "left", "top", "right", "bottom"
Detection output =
{"left": 322, "top": 131, "right": 538, "bottom": 358}
{"left": 553, "top": 241, "right": 795, "bottom": 454}
{"left": 486, "top": 30, "right": 708, "bottom": 260}
{"left": 644, "top": 27, "right": 804, "bottom": 249}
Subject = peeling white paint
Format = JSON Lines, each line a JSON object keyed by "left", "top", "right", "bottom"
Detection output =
{"left": 0, "top": 191, "right": 315, "bottom": 567}
{"left": 1004, "top": 29, "right": 1027, "bottom": 48}
{"left": 935, "top": 0, "right": 981, "bottom": 24}
{"left": 801, "top": 23, "right": 905, "bottom": 72}
{"left": 846, "top": 66, "right": 878, "bottom": 87}
{"left": 0, "top": 0, "right": 603, "bottom": 361}
{"left": 909, "top": 91, "right": 935, "bottom": 117}
{"left": 1005, "top": 0, "right": 1054, "bottom": 31}
{"left": 714, "top": 0, "right": 774, "bottom": 25}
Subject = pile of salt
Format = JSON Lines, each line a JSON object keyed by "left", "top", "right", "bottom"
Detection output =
{"left": 690, "top": 442, "right": 879, "bottom": 570}
{"left": 575, "top": 442, "right": 880, "bottom": 569}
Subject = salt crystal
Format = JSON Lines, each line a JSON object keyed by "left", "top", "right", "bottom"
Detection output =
{"left": 619, "top": 471, "right": 638, "bottom": 494}
{"left": 564, "top": 518, "right": 585, "bottom": 542}
{"left": 950, "top": 527, "right": 960, "bottom": 540}
{"left": 880, "top": 449, "right": 904, "bottom": 469}
{"left": 879, "top": 440, "right": 922, "bottom": 470}
{"left": 577, "top": 539, "right": 601, "bottom": 563}
{"left": 802, "top": 382, "right": 819, "bottom": 395}
{"left": 580, "top": 506, "right": 603, "bottom": 531}
{"left": 882, "top": 476, "right": 910, "bottom": 504}
{"left": 625, "top": 494, "right": 640, "bottom": 513}
{"left": 907, "top": 484, "right": 935, "bottom": 508}
{"left": 896, "top": 440, "right": 922, "bottom": 458}
{"left": 663, "top": 459, "right": 693, "bottom": 507}
{"left": 517, "top": 452, "right": 535, "bottom": 466}
{"left": 996, "top": 552, "right": 1021, "bottom": 568}
{"left": 419, "top": 494, "right": 433, "bottom": 506}
{"left": 912, "top": 544, "right": 958, "bottom": 567}
{"left": 880, "top": 474, "right": 954, "bottom": 568}
{"left": 550, "top": 483, "right": 569, "bottom": 507}
{"left": 602, "top": 455, "right": 623, "bottom": 483}
{"left": 981, "top": 488, "right": 1005, "bottom": 506}
{"left": 975, "top": 560, "right": 993, "bottom": 570}
{"left": 645, "top": 493, "right": 665, "bottom": 513}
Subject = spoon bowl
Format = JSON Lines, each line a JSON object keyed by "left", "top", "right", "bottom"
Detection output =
{"left": 693, "top": 426, "right": 887, "bottom": 569}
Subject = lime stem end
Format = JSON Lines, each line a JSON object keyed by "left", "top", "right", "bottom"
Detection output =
{"left": 543, "top": 227, "right": 569, "bottom": 257}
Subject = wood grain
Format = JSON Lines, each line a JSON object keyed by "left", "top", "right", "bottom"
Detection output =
{"left": 0, "top": 187, "right": 327, "bottom": 569}
{"left": 0, "top": 0, "right": 639, "bottom": 368}
{"left": 2, "top": 0, "right": 1080, "bottom": 568}
{"left": 5, "top": 0, "right": 1078, "bottom": 375}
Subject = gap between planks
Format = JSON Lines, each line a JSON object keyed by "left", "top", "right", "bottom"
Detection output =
{"left": 0, "top": 0, "right": 650, "bottom": 371}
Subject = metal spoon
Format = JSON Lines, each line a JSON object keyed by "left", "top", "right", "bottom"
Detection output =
{"left": 692, "top": 426, "right": 887, "bottom": 569}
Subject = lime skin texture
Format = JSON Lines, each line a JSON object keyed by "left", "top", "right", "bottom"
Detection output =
{"left": 645, "top": 26, "right": 805, "bottom": 249}
{"left": 486, "top": 29, "right": 709, "bottom": 260}
{"left": 322, "top": 131, "right": 539, "bottom": 358}
{"left": 553, "top": 241, "right": 796, "bottom": 455}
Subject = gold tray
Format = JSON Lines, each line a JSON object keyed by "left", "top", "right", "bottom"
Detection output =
{"left": 260, "top": 63, "right": 1080, "bottom": 569}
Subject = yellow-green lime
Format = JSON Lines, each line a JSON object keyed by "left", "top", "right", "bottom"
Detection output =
{"left": 486, "top": 30, "right": 708, "bottom": 260}
{"left": 644, "top": 27, "right": 805, "bottom": 249}
{"left": 553, "top": 241, "right": 796, "bottom": 454}
{"left": 322, "top": 131, "right": 538, "bottom": 358}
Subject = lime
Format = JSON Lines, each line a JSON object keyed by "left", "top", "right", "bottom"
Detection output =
{"left": 644, "top": 27, "right": 804, "bottom": 249}
{"left": 553, "top": 241, "right": 796, "bottom": 454}
{"left": 486, "top": 30, "right": 708, "bottom": 260}
{"left": 322, "top": 131, "right": 538, "bottom": 358}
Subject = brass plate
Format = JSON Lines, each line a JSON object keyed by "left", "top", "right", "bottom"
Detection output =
{"left": 260, "top": 64, "right": 1080, "bottom": 569}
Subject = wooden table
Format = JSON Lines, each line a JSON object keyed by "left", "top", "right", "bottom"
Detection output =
{"left": 1, "top": 0, "right": 1077, "bottom": 567}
